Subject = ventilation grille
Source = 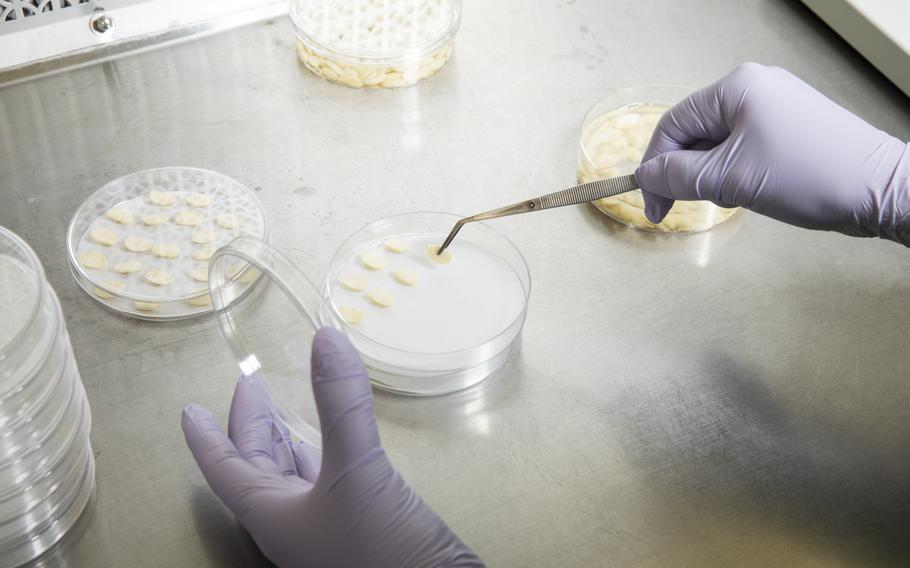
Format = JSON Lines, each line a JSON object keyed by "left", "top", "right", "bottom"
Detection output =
{"left": 0, "top": 0, "right": 286, "bottom": 86}
{"left": 0, "top": 0, "right": 91, "bottom": 22}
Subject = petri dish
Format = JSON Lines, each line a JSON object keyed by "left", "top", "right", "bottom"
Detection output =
{"left": 0, "top": 226, "right": 95, "bottom": 566}
{"left": 289, "top": 0, "right": 462, "bottom": 88}
{"left": 208, "top": 212, "right": 530, "bottom": 441}
{"left": 578, "top": 85, "right": 741, "bottom": 232}
{"left": 210, "top": 237, "right": 322, "bottom": 447}
{"left": 319, "top": 212, "right": 531, "bottom": 395}
{"left": 66, "top": 168, "right": 268, "bottom": 321}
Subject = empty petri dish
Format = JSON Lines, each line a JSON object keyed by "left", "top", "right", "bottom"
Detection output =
{"left": 210, "top": 237, "right": 322, "bottom": 447}
{"left": 208, "top": 212, "right": 530, "bottom": 442}
{"left": 290, "top": 0, "right": 462, "bottom": 88}
{"left": 66, "top": 168, "right": 268, "bottom": 321}
{"left": 578, "top": 85, "right": 741, "bottom": 232}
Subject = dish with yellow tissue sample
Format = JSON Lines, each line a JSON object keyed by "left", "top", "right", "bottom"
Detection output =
{"left": 577, "top": 85, "right": 741, "bottom": 232}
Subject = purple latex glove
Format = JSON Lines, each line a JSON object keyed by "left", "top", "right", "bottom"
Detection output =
{"left": 635, "top": 63, "right": 910, "bottom": 245}
{"left": 182, "top": 328, "right": 484, "bottom": 568}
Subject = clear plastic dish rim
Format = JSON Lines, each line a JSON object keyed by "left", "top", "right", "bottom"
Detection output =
{"left": 289, "top": 0, "right": 463, "bottom": 65}
{"left": 0, "top": 226, "right": 46, "bottom": 367}
{"left": 0, "top": 388, "right": 89, "bottom": 517}
{"left": 0, "top": 352, "right": 86, "bottom": 489}
{"left": 0, "top": 443, "right": 95, "bottom": 563}
{"left": 578, "top": 83, "right": 695, "bottom": 178}
{"left": 65, "top": 167, "right": 270, "bottom": 304}
{"left": 209, "top": 211, "right": 532, "bottom": 367}
{"left": 0, "top": 321, "right": 63, "bottom": 432}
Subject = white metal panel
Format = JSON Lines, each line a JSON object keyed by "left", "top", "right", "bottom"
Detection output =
{"left": 0, "top": 0, "right": 286, "bottom": 83}
{"left": 802, "top": 0, "right": 910, "bottom": 96}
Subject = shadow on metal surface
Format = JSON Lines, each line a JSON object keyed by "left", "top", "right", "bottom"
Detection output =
{"left": 188, "top": 486, "right": 273, "bottom": 567}
{"left": 608, "top": 345, "right": 910, "bottom": 566}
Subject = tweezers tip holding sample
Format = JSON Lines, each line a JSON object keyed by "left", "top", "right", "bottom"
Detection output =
{"left": 437, "top": 219, "right": 466, "bottom": 255}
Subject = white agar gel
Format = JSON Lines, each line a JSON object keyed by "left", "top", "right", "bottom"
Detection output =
{"left": 329, "top": 234, "right": 525, "bottom": 355}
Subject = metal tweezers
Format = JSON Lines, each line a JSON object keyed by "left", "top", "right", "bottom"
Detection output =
{"left": 436, "top": 174, "right": 639, "bottom": 255}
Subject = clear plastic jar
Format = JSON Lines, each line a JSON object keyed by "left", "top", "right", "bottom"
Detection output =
{"left": 0, "top": 226, "right": 95, "bottom": 566}
{"left": 290, "top": 0, "right": 462, "bottom": 88}
{"left": 578, "top": 85, "right": 741, "bottom": 232}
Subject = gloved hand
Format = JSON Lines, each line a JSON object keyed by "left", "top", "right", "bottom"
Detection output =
{"left": 635, "top": 63, "right": 910, "bottom": 245}
{"left": 182, "top": 328, "right": 484, "bottom": 568}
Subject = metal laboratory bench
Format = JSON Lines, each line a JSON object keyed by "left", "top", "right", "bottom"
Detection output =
{"left": 2, "top": 1, "right": 909, "bottom": 566}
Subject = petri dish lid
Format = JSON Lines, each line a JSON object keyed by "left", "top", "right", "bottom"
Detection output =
{"left": 208, "top": 236, "right": 328, "bottom": 448}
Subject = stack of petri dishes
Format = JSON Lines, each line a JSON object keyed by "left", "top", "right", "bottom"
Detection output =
{"left": 0, "top": 226, "right": 95, "bottom": 566}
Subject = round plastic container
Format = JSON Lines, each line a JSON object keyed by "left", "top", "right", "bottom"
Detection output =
{"left": 67, "top": 168, "right": 268, "bottom": 321}
{"left": 209, "top": 212, "right": 530, "bottom": 444}
{"left": 289, "top": 0, "right": 462, "bottom": 88}
{"left": 578, "top": 85, "right": 741, "bottom": 232}
{"left": 210, "top": 237, "right": 322, "bottom": 447}
{"left": 0, "top": 226, "right": 95, "bottom": 567}
{"left": 319, "top": 213, "right": 530, "bottom": 394}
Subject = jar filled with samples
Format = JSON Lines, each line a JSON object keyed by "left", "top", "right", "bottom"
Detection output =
{"left": 289, "top": 0, "right": 463, "bottom": 88}
{"left": 578, "top": 85, "right": 741, "bottom": 232}
{"left": 0, "top": 226, "right": 95, "bottom": 566}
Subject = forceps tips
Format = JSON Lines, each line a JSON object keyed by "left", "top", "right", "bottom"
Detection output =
{"left": 437, "top": 219, "right": 468, "bottom": 255}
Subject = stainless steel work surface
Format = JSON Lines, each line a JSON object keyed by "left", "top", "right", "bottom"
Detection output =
{"left": 2, "top": 1, "right": 910, "bottom": 566}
